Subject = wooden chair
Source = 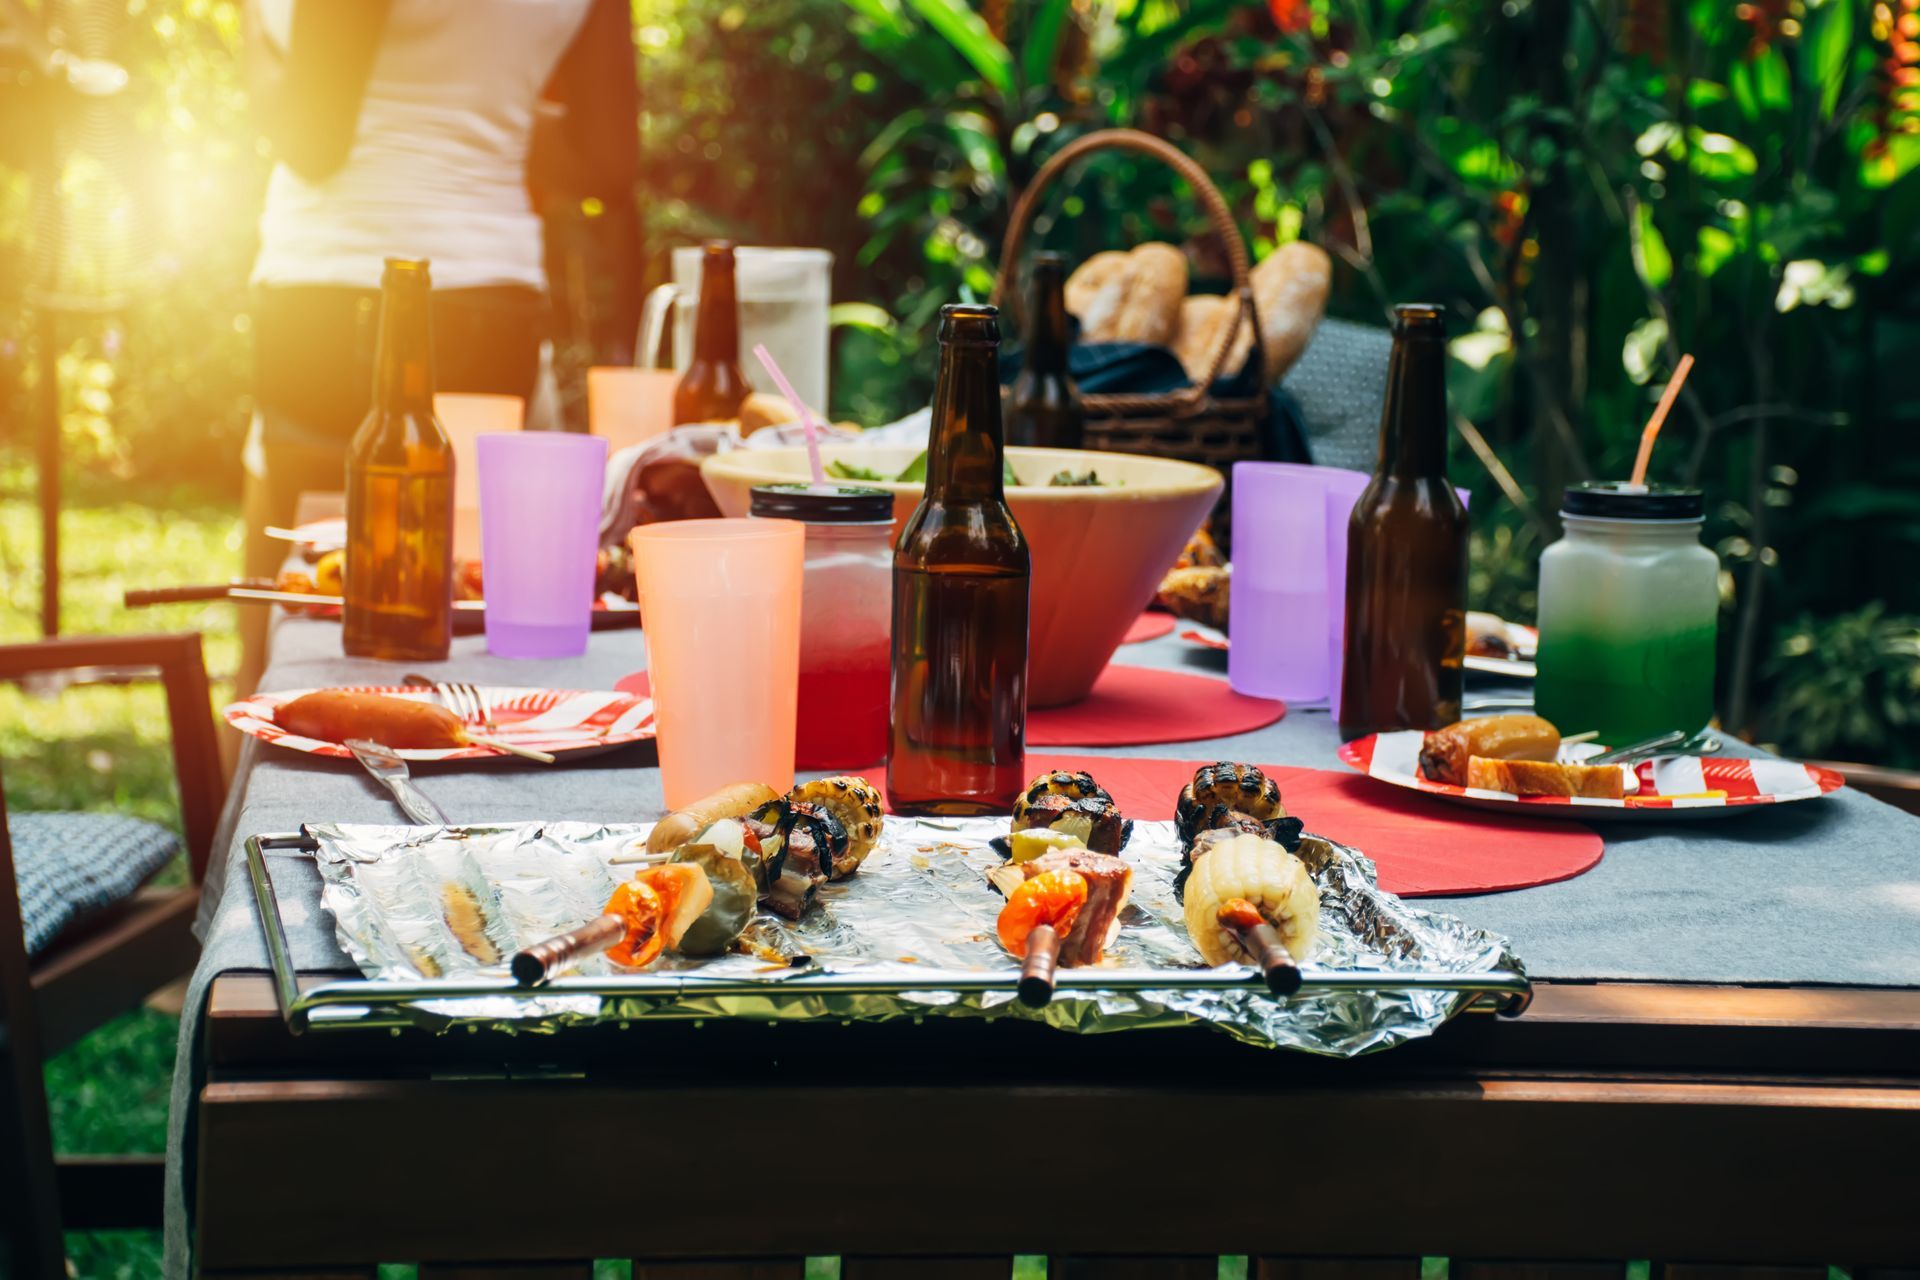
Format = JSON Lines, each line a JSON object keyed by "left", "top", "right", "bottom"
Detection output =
{"left": 0, "top": 633, "right": 224, "bottom": 1271}
{"left": 1809, "top": 759, "right": 1920, "bottom": 816}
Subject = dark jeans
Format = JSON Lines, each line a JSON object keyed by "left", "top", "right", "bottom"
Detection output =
{"left": 252, "top": 284, "right": 545, "bottom": 448}
{"left": 238, "top": 284, "right": 546, "bottom": 696}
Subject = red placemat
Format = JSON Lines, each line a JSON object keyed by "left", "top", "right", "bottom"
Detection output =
{"left": 845, "top": 753, "right": 1602, "bottom": 898}
{"left": 1022, "top": 754, "right": 1602, "bottom": 897}
{"left": 1029, "top": 664, "right": 1282, "bottom": 746}
{"left": 1122, "top": 611, "right": 1175, "bottom": 644}
{"left": 618, "top": 662, "right": 1283, "bottom": 749}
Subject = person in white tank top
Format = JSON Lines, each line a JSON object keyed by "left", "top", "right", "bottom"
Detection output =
{"left": 235, "top": 0, "right": 637, "bottom": 697}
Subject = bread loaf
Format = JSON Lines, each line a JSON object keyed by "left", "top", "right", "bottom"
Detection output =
{"left": 1171, "top": 294, "right": 1255, "bottom": 385}
{"left": 1465, "top": 757, "right": 1626, "bottom": 800}
{"left": 1064, "top": 243, "right": 1188, "bottom": 345}
{"left": 739, "top": 392, "right": 799, "bottom": 435}
{"left": 1063, "top": 251, "right": 1131, "bottom": 338}
{"left": 1250, "top": 240, "right": 1332, "bottom": 378}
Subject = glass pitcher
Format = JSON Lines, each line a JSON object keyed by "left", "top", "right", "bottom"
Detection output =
{"left": 638, "top": 246, "right": 833, "bottom": 414}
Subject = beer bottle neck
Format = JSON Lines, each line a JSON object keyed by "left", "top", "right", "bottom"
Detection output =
{"left": 927, "top": 340, "right": 1006, "bottom": 502}
{"left": 1027, "top": 267, "right": 1070, "bottom": 373}
{"left": 692, "top": 260, "right": 739, "bottom": 364}
{"left": 1377, "top": 330, "right": 1448, "bottom": 478}
{"left": 373, "top": 276, "right": 436, "bottom": 414}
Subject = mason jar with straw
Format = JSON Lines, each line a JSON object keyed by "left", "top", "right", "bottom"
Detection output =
{"left": 1534, "top": 355, "right": 1720, "bottom": 744}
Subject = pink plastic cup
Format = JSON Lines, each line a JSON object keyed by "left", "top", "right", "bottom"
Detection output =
{"left": 629, "top": 518, "right": 805, "bottom": 809}
{"left": 476, "top": 432, "right": 608, "bottom": 659}
{"left": 588, "top": 367, "right": 677, "bottom": 453}
{"left": 437, "top": 393, "right": 524, "bottom": 560}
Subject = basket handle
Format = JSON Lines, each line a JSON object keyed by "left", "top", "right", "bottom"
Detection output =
{"left": 992, "top": 128, "right": 1268, "bottom": 412}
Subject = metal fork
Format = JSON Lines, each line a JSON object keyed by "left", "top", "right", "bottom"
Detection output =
{"left": 402, "top": 673, "right": 552, "bottom": 763}
{"left": 404, "top": 674, "right": 494, "bottom": 730}
{"left": 1587, "top": 729, "right": 1723, "bottom": 766}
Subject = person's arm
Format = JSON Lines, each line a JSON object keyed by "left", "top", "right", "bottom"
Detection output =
{"left": 248, "top": 0, "right": 389, "bottom": 183}
{"left": 527, "top": 0, "right": 640, "bottom": 204}
{"left": 529, "top": 0, "right": 642, "bottom": 361}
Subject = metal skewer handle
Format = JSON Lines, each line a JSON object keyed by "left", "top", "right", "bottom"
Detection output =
{"left": 1228, "top": 920, "right": 1303, "bottom": 995}
{"left": 511, "top": 913, "right": 625, "bottom": 986}
{"left": 1018, "top": 924, "right": 1062, "bottom": 1008}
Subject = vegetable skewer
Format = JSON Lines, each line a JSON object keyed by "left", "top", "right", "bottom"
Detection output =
{"left": 510, "top": 864, "right": 712, "bottom": 985}
{"left": 996, "top": 868, "right": 1089, "bottom": 1007}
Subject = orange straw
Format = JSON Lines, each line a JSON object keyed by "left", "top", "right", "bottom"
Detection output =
{"left": 1630, "top": 353, "right": 1694, "bottom": 487}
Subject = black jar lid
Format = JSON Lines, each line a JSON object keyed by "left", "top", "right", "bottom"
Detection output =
{"left": 750, "top": 483, "right": 894, "bottom": 523}
{"left": 1561, "top": 481, "right": 1704, "bottom": 520}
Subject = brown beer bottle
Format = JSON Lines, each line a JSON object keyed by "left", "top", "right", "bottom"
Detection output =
{"left": 888, "top": 304, "right": 1031, "bottom": 815}
{"left": 671, "top": 239, "right": 752, "bottom": 425}
{"left": 343, "top": 257, "right": 454, "bottom": 662}
{"left": 1006, "top": 252, "right": 1084, "bottom": 450}
{"left": 1338, "top": 303, "right": 1468, "bottom": 740}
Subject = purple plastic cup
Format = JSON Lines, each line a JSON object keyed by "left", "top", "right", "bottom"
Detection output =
{"left": 1229, "top": 463, "right": 1370, "bottom": 704}
{"left": 477, "top": 432, "right": 610, "bottom": 658}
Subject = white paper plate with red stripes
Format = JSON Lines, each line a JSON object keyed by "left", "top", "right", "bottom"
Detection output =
{"left": 1339, "top": 730, "right": 1844, "bottom": 821}
{"left": 224, "top": 685, "right": 656, "bottom": 762}
{"left": 1175, "top": 623, "right": 1540, "bottom": 679}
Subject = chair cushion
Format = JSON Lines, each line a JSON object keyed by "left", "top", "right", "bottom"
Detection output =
{"left": 7, "top": 812, "right": 181, "bottom": 956}
{"left": 1281, "top": 316, "right": 1393, "bottom": 473}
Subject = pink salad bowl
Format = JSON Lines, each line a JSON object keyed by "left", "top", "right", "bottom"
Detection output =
{"left": 701, "top": 444, "right": 1223, "bottom": 706}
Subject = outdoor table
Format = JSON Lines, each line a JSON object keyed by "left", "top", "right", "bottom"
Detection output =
{"left": 166, "top": 614, "right": 1920, "bottom": 1278}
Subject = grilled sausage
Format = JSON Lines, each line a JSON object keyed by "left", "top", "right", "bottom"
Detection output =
{"left": 1418, "top": 714, "right": 1560, "bottom": 786}
{"left": 645, "top": 782, "right": 784, "bottom": 856}
{"left": 274, "top": 690, "right": 469, "bottom": 750}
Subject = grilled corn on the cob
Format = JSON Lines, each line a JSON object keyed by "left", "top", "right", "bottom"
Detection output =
{"left": 1175, "top": 761, "right": 1289, "bottom": 850}
{"left": 1181, "top": 833, "right": 1320, "bottom": 966}
{"left": 1010, "top": 770, "right": 1132, "bottom": 855}
{"left": 786, "top": 776, "right": 885, "bottom": 876}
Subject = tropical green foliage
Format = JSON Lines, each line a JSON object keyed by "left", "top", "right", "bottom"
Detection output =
{"left": 1766, "top": 604, "right": 1920, "bottom": 765}
{"left": 831, "top": 0, "right": 1920, "bottom": 758}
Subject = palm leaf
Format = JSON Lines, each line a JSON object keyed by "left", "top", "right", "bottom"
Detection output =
{"left": 1020, "top": 0, "right": 1073, "bottom": 95}
{"left": 903, "top": 0, "right": 1015, "bottom": 101}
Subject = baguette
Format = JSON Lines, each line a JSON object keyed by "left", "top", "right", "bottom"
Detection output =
{"left": 1170, "top": 294, "right": 1254, "bottom": 385}
{"left": 1250, "top": 240, "right": 1331, "bottom": 378}
{"left": 1063, "top": 251, "right": 1132, "bottom": 338}
{"left": 1108, "top": 242, "right": 1187, "bottom": 345}
{"left": 1466, "top": 757, "right": 1625, "bottom": 800}
{"left": 1064, "top": 244, "right": 1187, "bottom": 345}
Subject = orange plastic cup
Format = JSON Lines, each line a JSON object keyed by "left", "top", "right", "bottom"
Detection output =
{"left": 435, "top": 393, "right": 524, "bottom": 561}
{"left": 629, "top": 518, "right": 805, "bottom": 809}
{"left": 588, "top": 367, "right": 677, "bottom": 454}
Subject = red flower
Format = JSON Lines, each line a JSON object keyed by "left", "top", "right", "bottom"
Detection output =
{"left": 1268, "top": 0, "right": 1311, "bottom": 35}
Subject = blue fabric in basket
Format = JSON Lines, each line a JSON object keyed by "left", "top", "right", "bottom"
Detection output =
{"left": 998, "top": 333, "right": 1311, "bottom": 465}
{"left": 8, "top": 811, "right": 180, "bottom": 955}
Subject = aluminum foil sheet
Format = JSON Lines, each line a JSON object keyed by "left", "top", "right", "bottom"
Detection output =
{"left": 306, "top": 817, "right": 1524, "bottom": 1055}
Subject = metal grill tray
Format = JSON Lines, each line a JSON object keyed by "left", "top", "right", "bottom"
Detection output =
{"left": 245, "top": 816, "right": 1530, "bottom": 1055}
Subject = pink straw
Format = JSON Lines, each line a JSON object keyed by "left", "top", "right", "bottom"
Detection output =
{"left": 752, "top": 343, "right": 827, "bottom": 486}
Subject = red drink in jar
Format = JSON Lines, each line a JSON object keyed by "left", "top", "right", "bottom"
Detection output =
{"left": 750, "top": 484, "right": 894, "bottom": 769}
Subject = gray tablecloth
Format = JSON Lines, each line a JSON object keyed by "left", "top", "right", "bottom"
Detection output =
{"left": 165, "top": 616, "right": 1920, "bottom": 1274}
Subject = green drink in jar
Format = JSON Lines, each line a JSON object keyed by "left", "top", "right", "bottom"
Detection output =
{"left": 1534, "top": 483, "right": 1719, "bottom": 744}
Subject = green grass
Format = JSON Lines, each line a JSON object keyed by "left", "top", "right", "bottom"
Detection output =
{"left": 3, "top": 473, "right": 241, "bottom": 1276}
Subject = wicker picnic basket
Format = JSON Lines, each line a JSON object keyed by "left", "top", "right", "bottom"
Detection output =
{"left": 992, "top": 128, "right": 1269, "bottom": 475}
